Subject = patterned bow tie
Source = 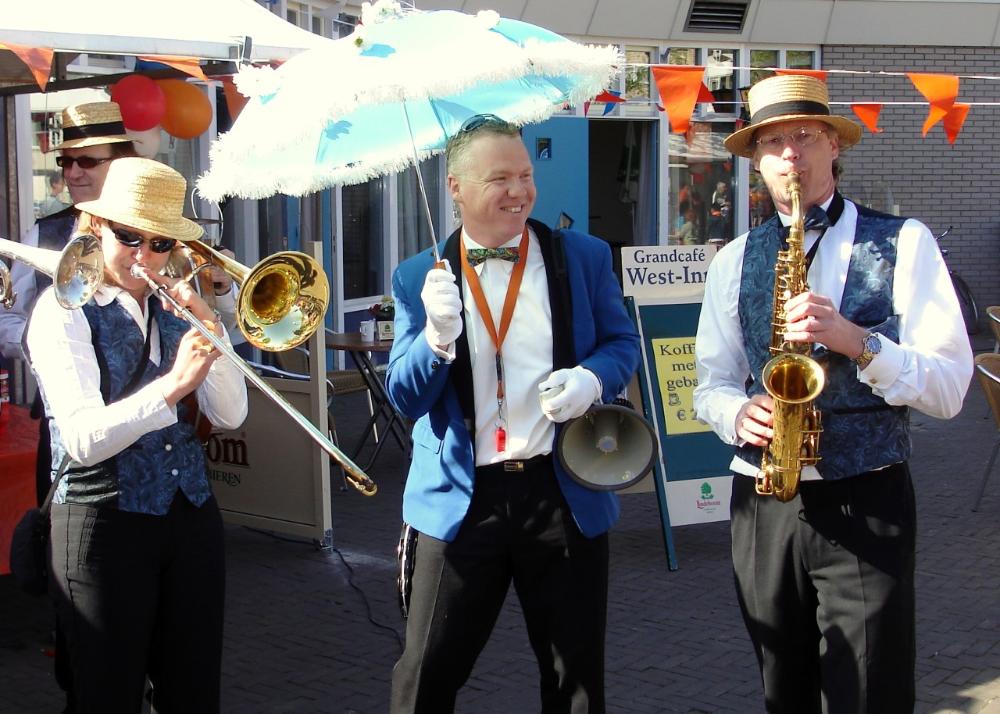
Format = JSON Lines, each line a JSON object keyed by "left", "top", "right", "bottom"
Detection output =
{"left": 466, "top": 247, "right": 520, "bottom": 266}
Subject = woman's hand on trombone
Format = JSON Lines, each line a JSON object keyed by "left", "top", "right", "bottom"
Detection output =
{"left": 134, "top": 265, "right": 225, "bottom": 408}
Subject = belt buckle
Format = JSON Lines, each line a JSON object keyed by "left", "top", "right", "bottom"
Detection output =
{"left": 503, "top": 460, "right": 525, "bottom": 473}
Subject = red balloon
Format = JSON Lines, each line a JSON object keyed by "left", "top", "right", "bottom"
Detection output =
{"left": 110, "top": 75, "right": 166, "bottom": 131}
{"left": 157, "top": 80, "right": 213, "bottom": 140}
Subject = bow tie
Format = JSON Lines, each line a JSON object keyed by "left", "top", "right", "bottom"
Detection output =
{"left": 466, "top": 247, "right": 520, "bottom": 266}
{"left": 781, "top": 205, "right": 830, "bottom": 237}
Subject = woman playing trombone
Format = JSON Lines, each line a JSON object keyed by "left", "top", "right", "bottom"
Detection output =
{"left": 24, "top": 157, "right": 248, "bottom": 713}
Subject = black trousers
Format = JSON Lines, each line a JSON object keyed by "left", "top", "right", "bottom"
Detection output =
{"left": 49, "top": 493, "right": 226, "bottom": 714}
{"left": 730, "top": 464, "right": 916, "bottom": 714}
{"left": 390, "top": 458, "right": 609, "bottom": 714}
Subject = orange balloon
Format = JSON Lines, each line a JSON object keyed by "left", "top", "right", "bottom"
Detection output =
{"left": 157, "top": 79, "right": 212, "bottom": 139}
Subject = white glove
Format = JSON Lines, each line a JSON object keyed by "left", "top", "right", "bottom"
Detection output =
{"left": 421, "top": 259, "right": 463, "bottom": 348}
{"left": 538, "top": 366, "right": 601, "bottom": 423}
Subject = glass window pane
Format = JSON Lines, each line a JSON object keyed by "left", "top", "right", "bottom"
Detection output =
{"left": 342, "top": 179, "right": 384, "bottom": 300}
{"left": 705, "top": 48, "right": 739, "bottom": 115}
{"left": 749, "top": 172, "right": 776, "bottom": 228}
{"left": 664, "top": 48, "right": 697, "bottom": 66}
{"left": 668, "top": 122, "right": 736, "bottom": 246}
{"left": 750, "top": 49, "right": 778, "bottom": 85}
{"left": 787, "top": 50, "right": 816, "bottom": 70}
{"left": 397, "top": 158, "right": 440, "bottom": 261}
{"left": 624, "top": 47, "right": 652, "bottom": 101}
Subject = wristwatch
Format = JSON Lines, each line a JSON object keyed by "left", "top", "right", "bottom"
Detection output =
{"left": 854, "top": 332, "right": 881, "bottom": 370}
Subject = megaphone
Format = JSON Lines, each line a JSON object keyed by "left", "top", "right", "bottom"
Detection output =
{"left": 556, "top": 400, "right": 658, "bottom": 491}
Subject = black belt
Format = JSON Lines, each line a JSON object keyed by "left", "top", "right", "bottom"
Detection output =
{"left": 476, "top": 454, "right": 552, "bottom": 475}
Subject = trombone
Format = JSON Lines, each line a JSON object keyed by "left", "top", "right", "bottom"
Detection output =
{"left": 167, "top": 239, "right": 330, "bottom": 353}
{"left": 0, "top": 235, "right": 377, "bottom": 497}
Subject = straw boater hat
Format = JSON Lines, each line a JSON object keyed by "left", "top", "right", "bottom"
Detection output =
{"left": 724, "top": 74, "right": 862, "bottom": 159}
{"left": 74, "top": 158, "right": 204, "bottom": 242}
{"left": 50, "top": 101, "right": 132, "bottom": 152}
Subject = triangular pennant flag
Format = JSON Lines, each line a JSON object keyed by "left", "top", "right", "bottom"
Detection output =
{"left": 221, "top": 77, "right": 249, "bottom": 124}
{"left": 907, "top": 72, "right": 959, "bottom": 136}
{"left": 775, "top": 69, "right": 829, "bottom": 82}
{"left": 943, "top": 102, "right": 970, "bottom": 144}
{"left": 1, "top": 42, "right": 54, "bottom": 91}
{"left": 851, "top": 103, "right": 884, "bottom": 133}
{"left": 139, "top": 55, "right": 208, "bottom": 82}
{"left": 697, "top": 83, "right": 715, "bottom": 103}
{"left": 652, "top": 66, "right": 705, "bottom": 134}
{"left": 592, "top": 90, "right": 623, "bottom": 117}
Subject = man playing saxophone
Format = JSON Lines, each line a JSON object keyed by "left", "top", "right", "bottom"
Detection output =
{"left": 693, "top": 74, "right": 972, "bottom": 713}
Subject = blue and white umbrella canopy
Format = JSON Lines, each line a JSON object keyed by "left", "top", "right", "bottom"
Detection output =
{"left": 197, "top": 3, "right": 620, "bottom": 201}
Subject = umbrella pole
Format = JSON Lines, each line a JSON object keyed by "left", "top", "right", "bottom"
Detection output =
{"left": 401, "top": 103, "right": 442, "bottom": 265}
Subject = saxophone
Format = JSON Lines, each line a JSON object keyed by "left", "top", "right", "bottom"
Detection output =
{"left": 755, "top": 172, "right": 825, "bottom": 501}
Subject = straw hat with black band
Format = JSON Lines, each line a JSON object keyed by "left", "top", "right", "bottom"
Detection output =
{"left": 724, "top": 75, "right": 862, "bottom": 159}
{"left": 50, "top": 101, "right": 132, "bottom": 152}
{"left": 74, "top": 158, "right": 204, "bottom": 242}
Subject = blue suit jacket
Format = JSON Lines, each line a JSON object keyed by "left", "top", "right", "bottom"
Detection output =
{"left": 386, "top": 219, "right": 640, "bottom": 541}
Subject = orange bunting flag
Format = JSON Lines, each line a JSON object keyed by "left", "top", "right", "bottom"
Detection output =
{"left": 851, "top": 103, "right": 884, "bottom": 134}
{"left": 0, "top": 42, "right": 54, "bottom": 90}
{"left": 775, "top": 69, "right": 829, "bottom": 82}
{"left": 139, "top": 55, "right": 208, "bottom": 82}
{"left": 943, "top": 102, "right": 970, "bottom": 144}
{"left": 907, "top": 72, "right": 959, "bottom": 136}
{"left": 221, "top": 77, "right": 249, "bottom": 123}
{"left": 652, "top": 66, "right": 706, "bottom": 134}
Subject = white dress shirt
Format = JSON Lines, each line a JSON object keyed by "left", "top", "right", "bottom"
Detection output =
{"left": 694, "top": 197, "right": 973, "bottom": 478}
{"left": 459, "top": 228, "right": 556, "bottom": 466}
{"left": 25, "top": 284, "right": 248, "bottom": 467}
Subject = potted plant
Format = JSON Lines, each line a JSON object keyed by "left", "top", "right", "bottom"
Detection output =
{"left": 370, "top": 296, "right": 395, "bottom": 340}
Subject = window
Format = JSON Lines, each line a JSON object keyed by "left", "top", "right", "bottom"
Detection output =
{"left": 342, "top": 179, "right": 385, "bottom": 300}
{"left": 786, "top": 50, "right": 816, "bottom": 71}
{"left": 750, "top": 49, "right": 778, "bottom": 85}
{"left": 705, "top": 48, "right": 740, "bottom": 115}
{"left": 668, "top": 122, "right": 736, "bottom": 246}
{"left": 397, "top": 158, "right": 441, "bottom": 261}
{"left": 625, "top": 47, "right": 653, "bottom": 102}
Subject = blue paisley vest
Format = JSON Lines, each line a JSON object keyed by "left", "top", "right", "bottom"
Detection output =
{"left": 50, "top": 297, "right": 211, "bottom": 513}
{"left": 735, "top": 202, "right": 911, "bottom": 480}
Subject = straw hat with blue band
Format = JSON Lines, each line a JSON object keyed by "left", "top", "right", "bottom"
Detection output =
{"left": 724, "top": 75, "right": 862, "bottom": 159}
{"left": 50, "top": 102, "right": 132, "bottom": 152}
{"left": 74, "top": 158, "right": 204, "bottom": 243}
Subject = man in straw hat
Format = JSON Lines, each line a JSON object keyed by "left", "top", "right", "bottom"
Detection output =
{"left": 24, "top": 157, "right": 247, "bottom": 713}
{"left": 693, "top": 74, "right": 972, "bottom": 712}
{"left": 1, "top": 101, "right": 136, "bottom": 361}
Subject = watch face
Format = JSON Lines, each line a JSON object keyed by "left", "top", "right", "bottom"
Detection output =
{"left": 865, "top": 334, "right": 881, "bottom": 355}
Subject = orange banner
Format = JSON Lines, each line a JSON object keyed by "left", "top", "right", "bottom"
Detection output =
{"left": 652, "top": 66, "right": 706, "bottom": 134}
{"left": 0, "top": 42, "right": 54, "bottom": 90}
{"left": 851, "top": 103, "right": 884, "bottom": 134}
{"left": 221, "top": 77, "right": 249, "bottom": 123}
{"left": 775, "top": 69, "right": 829, "bottom": 82}
{"left": 907, "top": 72, "right": 959, "bottom": 136}
{"left": 943, "top": 102, "right": 970, "bottom": 144}
{"left": 139, "top": 55, "right": 208, "bottom": 82}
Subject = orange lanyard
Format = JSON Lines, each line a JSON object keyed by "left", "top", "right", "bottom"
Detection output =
{"left": 460, "top": 227, "right": 530, "bottom": 451}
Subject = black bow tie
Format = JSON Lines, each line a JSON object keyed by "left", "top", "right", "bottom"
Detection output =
{"left": 781, "top": 205, "right": 830, "bottom": 238}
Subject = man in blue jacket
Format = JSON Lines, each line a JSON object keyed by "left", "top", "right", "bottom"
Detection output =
{"left": 387, "top": 114, "right": 640, "bottom": 714}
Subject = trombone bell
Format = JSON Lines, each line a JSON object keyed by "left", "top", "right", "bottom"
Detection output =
{"left": 0, "top": 234, "right": 103, "bottom": 310}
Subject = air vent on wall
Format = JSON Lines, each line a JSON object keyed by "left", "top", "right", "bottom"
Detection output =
{"left": 684, "top": 0, "right": 750, "bottom": 33}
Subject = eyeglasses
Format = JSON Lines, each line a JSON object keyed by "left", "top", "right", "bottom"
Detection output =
{"left": 111, "top": 226, "right": 177, "bottom": 254}
{"left": 458, "top": 113, "right": 512, "bottom": 134}
{"left": 55, "top": 155, "right": 113, "bottom": 170}
{"left": 754, "top": 127, "right": 828, "bottom": 153}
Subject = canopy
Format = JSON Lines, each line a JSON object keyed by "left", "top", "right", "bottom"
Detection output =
{"left": 0, "top": 0, "right": 334, "bottom": 90}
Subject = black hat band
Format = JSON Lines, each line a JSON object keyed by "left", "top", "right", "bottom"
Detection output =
{"left": 750, "top": 100, "right": 830, "bottom": 125}
{"left": 61, "top": 121, "right": 127, "bottom": 142}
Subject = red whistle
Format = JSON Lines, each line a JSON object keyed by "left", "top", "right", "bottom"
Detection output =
{"left": 495, "top": 426, "right": 506, "bottom": 452}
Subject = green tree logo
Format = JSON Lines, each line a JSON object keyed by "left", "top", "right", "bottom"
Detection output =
{"left": 700, "top": 482, "right": 713, "bottom": 499}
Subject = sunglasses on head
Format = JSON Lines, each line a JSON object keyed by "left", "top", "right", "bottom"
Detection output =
{"left": 111, "top": 226, "right": 177, "bottom": 254}
{"left": 458, "top": 113, "right": 514, "bottom": 134}
{"left": 55, "top": 155, "right": 113, "bottom": 170}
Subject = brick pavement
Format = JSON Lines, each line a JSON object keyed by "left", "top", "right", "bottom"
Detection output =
{"left": 2, "top": 337, "right": 999, "bottom": 713}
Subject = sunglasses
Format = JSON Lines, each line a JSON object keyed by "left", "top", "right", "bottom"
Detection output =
{"left": 55, "top": 155, "right": 113, "bottom": 170}
{"left": 111, "top": 226, "right": 177, "bottom": 254}
{"left": 458, "top": 113, "right": 514, "bottom": 134}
